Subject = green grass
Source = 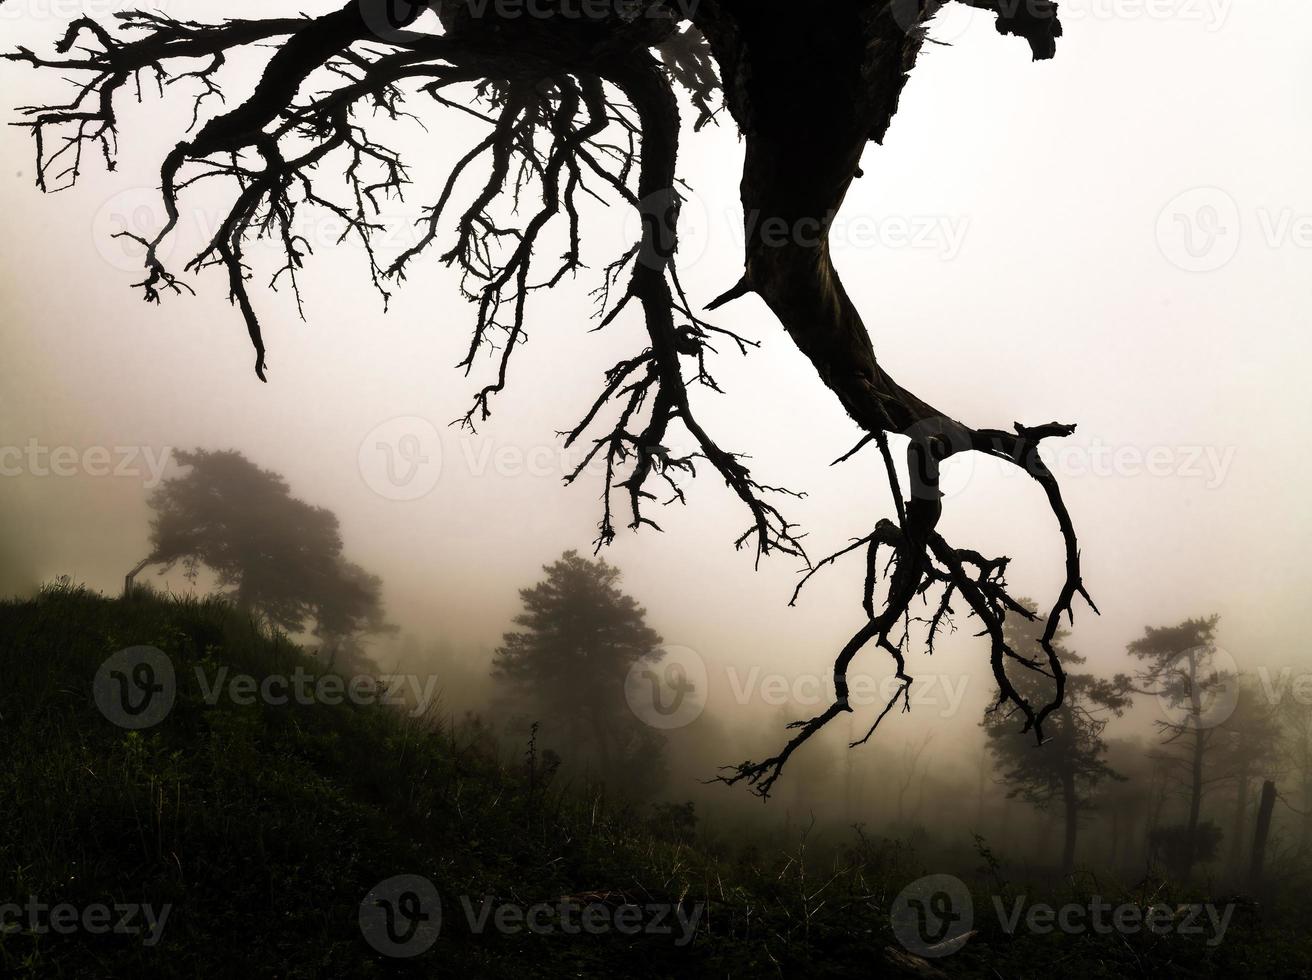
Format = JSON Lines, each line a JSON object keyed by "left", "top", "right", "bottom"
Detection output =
{"left": 0, "top": 586, "right": 1307, "bottom": 978}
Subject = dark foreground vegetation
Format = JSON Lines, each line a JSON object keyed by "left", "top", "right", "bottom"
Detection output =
{"left": 2, "top": 586, "right": 1308, "bottom": 978}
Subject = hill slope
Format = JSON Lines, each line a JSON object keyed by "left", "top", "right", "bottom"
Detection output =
{"left": 0, "top": 587, "right": 1302, "bottom": 978}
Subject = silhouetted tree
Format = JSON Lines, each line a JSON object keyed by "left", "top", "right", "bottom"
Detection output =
{"left": 894, "top": 732, "right": 934, "bottom": 827}
{"left": 1150, "top": 821, "right": 1223, "bottom": 875}
{"left": 130, "top": 450, "right": 388, "bottom": 648}
{"left": 1215, "top": 678, "right": 1282, "bottom": 874}
{"left": 984, "top": 602, "right": 1127, "bottom": 876}
{"left": 1278, "top": 695, "right": 1312, "bottom": 856}
{"left": 492, "top": 550, "right": 665, "bottom": 793}
{"left": 11, "top": 1, "right": 1092, "bottom": 797}
{"left": 314, "top": 560, "right": 394, "bottom": 673}
{"left": 1128, "top": 615, "right": 1230, "bottom": 879}
{"left": 1100, "top": 737, "right": 1158, "bottom": 871}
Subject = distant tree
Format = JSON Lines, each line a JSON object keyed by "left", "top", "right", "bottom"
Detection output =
{"left": 1278, "top": 695, "right": 1312, "bottom": 856}
{"left": 492, "top": 551, "right": 665, "bottom": 794}
{"left": 984, "top": 602, "right": 1128, "bottom": 876}
{"left": 894, "top": 732, "right": 935, "bottom": 827}
{"left": 1141, "top": 749, "right": 1177, "bottom": 863}
{"left": 1214, "top": 678, "right": 1283, "bottom": 874}
{"left": 128, "top": 450, "right": 388, "bottom": 648}
{"left": 1150, "top": 822, "right": 1223, "bottom": 873}
{"left": 313, "top": 560, "right": 393, "bottom": 674}
{"left": 1100, "top": 737, "right": 1159, "bottom": 871}
{"left": 1127, "top": 615, "right": 1230, "bottom": 879}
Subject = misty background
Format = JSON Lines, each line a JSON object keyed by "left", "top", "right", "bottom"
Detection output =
{"left": 2, "top": 0, "right": 1310, "bottom": 837}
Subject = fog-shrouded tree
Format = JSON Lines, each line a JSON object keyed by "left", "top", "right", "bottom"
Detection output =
{"left": 893, "top": 731, "right": 934, "bottom": 827}
{"left": 313, "top": 559, "right": 395, "bottom": 673}
{"left": 9, "top": 0, "right": 1095, "bottom": 796}
{"left": 492, "top": 550, "right": 665, "bottom": 793}
{"left": 130, "top": 449, "right": 389, "bottom": 649}
{"left": 1128, "top": 615, "right": 1231, "bottom": 879}
{"left": 1214, "top": 677, "right": 1283, "bottom": 875}
{"left": 983, "top": 601, "right": 1128, "bottom": 876}
{"left": 1100, "top": 736, "right": 1159, "bottom": 872}
{"left": 1278, "top": 695, "right": 1312, "bottom": 858}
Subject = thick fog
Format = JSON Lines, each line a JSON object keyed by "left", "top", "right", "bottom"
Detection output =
{"left": 3, "top": 0, "right": 1310, "bottom": 839}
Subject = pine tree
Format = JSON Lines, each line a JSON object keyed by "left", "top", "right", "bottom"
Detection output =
{"left": 984, "top": 601, "right": 1128, "bottom": 875}
{"left": 493, "top": 551, "right": 665, "bottom": 794}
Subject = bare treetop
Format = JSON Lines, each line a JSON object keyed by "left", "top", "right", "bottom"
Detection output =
{"left": 6, "top": 0, "right": 1093, "bottom": 796}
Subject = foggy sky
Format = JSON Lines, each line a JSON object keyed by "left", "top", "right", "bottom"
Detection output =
{"left": 2, "top": 0, "right": 1310, "bottom": 748}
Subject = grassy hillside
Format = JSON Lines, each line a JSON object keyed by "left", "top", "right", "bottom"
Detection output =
{"left": 0, "top": 587, "right": 1306, "bottom": 978}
